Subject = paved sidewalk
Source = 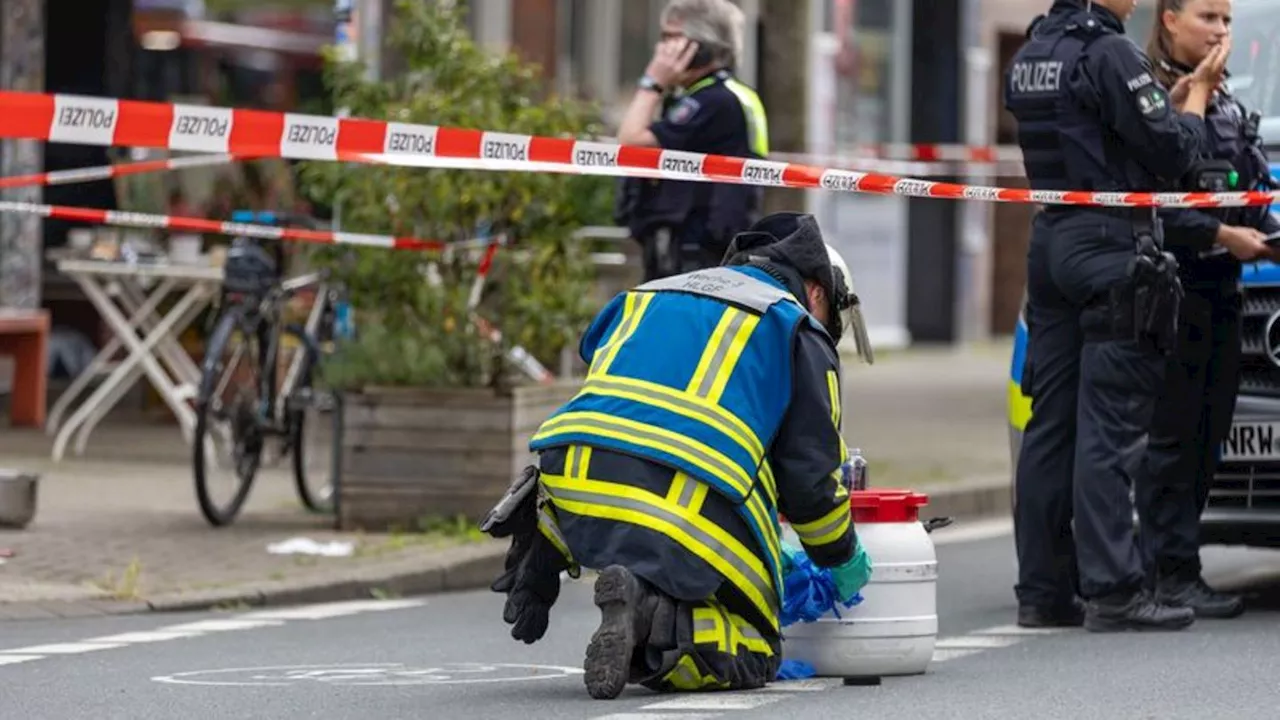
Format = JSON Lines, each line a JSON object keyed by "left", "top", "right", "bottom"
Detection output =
{"left": 0, "top": 424, "right": 506, "bottom": 618}
{"left": 0, "top": 341, "right": 1015, "bottom": 617}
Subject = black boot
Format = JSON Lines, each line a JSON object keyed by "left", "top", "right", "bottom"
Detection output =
{"left": 1084, "top": 588, "right": 1195, "bottom": 633}
{"left": 1017, "top": 597, "right": 1086, "bottom": 628}
{"left": 584, "top": 565, "right": 656, "bottom": 700}
{"left": 1156, "top": 575, "right": 1245, "bottom": 619}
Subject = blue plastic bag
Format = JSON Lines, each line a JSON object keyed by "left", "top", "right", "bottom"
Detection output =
{"left": 779, "top": 542, "right": 864, "bottom": 627}
{"left": 775, "top": 659, "right": 817, "bottom": 680}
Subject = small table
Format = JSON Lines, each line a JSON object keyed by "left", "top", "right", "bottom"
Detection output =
{"left": 48, "top": 258, "right": 223, "bottom": 461}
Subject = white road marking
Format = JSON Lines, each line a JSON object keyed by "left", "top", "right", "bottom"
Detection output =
{"left": 85, "top": 631, "right": 204, "bottom": 644}
{"left": 241, "top": 598, "right": 425, "bottom": 621}
{"left": 589, "top": 715, "right": 718, "bottom": 720}
{"left": 0, "top": 655, "right": 43, "bottom": 666}
{"left": 760, "top": 678, "right": 840, "bottom": 691}
{"left": 643, "top": 693, "right": 785, "bottom": 711}
{"left": 971, "top": 624, "right": 1070, "bottom": 636}
{"left": 159, "top": 619, "right": 286, "bottom": 633}
{"left": 0, "top": 641, "right": 126, "bottom": 654}
{"left": 0, "top": 598, "right": 430, "bottom": 671}
{"left": 152, "top": 662, "right": 583, "bottom": 686}
{"left": 935, "top": 635, "right": 1022, "bottom": 650}
{"left": 931, "top": 648, "right": 984, "bottom": 662}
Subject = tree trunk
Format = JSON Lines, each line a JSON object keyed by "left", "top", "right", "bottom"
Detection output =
{"left": 758, "top": 0, "right": 809, "bottom": 216}
{"left": 0, "top": 0, "right": 45, "bottom": 309}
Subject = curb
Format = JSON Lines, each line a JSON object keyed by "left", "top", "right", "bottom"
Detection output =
{"left": 0, "top": 542, "right": 509, "bottom": 621}
{"left": 0, "top": 480, "right": 1012, "bottom": 621}
{"left": 914, "top": 475, "right": 1013, "bottom": 525}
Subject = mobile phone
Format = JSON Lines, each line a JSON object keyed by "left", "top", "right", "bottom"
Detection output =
{"left": 690, "top": 41, "right": 714, "bottom": 68}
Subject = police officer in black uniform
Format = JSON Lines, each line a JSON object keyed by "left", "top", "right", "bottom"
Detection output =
{"left": 614, "top": 0, "right": 769, "bottom": 281}
{"left": 1004, "top": 0, "right": 1235, "bottom": 632}
{"left": 1135, "top": 2, "right": 1279, "bottom": 621}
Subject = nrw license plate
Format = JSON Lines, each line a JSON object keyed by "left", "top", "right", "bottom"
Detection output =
{"left": 1221, "top": 422, "right": 1280, "bottom": 462}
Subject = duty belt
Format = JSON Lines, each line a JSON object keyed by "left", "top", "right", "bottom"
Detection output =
{"left": 1044, "top": 205, "right": 1157, "bottom": 225}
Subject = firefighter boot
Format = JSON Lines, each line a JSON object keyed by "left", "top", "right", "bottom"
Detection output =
{"left": 584, "top": 565, "right": 658, "bottom": 700}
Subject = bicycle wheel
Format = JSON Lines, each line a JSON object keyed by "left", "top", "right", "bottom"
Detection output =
{"left": 193, "top": 307, "right": 264, "bottom": 526}
{"left": 283, "top": 324, "right": 337, "bottom": 514}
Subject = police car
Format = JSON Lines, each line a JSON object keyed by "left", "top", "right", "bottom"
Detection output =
{"left": 1008, "top": 0, "right": 1280, "bottom": 548}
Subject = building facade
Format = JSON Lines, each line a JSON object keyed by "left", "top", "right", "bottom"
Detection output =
{"left": 0, "top": 0, "right": 1171, "bottom": 346}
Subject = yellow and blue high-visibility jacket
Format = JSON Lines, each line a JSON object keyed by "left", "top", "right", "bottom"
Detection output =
{"left": 530, "top": 263, "right": 856, "bottom": 632}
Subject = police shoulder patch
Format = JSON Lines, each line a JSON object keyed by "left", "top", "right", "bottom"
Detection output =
{"left": 667, "top": 96, "right": 702, "bottom": 125}
{"left": 1135, "top": 84, "right": 1170, "bottom": 121}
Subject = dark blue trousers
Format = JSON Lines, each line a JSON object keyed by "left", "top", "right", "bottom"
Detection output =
{"left": 1136, "top": 283, "right": 1241, "bottom": 582}
{"left": 1015, "top": 210, "right": 1164, "bottom": 606}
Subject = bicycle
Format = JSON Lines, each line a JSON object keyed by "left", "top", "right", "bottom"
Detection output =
{"left": 192, "top": 211, "right": 347, "bottom": 527}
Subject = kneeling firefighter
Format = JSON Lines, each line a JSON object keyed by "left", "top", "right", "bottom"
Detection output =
{"left": 481, "top": 212, "right": 875, "bottom": 699}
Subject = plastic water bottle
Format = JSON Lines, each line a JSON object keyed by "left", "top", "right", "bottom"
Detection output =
{"left": 843, "top": 448, "right": 868, "bottom": 491}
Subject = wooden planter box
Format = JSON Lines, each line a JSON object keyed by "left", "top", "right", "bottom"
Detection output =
{"left": 336, "top": 379, "right": 581, "bottom": 532}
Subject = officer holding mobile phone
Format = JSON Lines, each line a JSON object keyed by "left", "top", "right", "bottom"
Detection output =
{"left": 1134, "top": 0, "right": 1280, "bottom": 622}
{"left": 614, "top": 0, "right": 769, "bottom": 281}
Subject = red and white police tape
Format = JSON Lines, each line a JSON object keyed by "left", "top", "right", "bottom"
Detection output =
{"left": 0, "top": 153, "right": 245, "bottom": 190}
{"left": 0, "top": 199, "right": 445, "bottom": 251}
{"left": 0, "top": 90, "right": 1273, "bottom": 209}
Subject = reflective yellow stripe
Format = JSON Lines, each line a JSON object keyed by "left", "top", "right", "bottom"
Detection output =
{"left": 532, "top": 411, "right": 754, "bottom": 500}
{"left": 592, "top": 292, "right": 654, "bottom": 375}
{"left": 661, "top": 654, "right": 726, "bottom": 690}
{"left": 760, "top": 461, "right": 777, "bottom": 502}
{"left": 724, "top": 78, "right": 769, "bottom": 157}
{"left": 699, "top": 601, "right": 774, "bottom": 656}
{"left": 581, "top": 374, "right": 764, "bottom": 461}
{"left": 692, "top": 607, "right": 729, "bottom": 652}
{"left": 744, "top": 488, "right": 781, "bottom": 583}
{"left": 686, "top": 307, "right": 760, "bottom": 403}
{"left": 791, "top": 502, "right": 851, "bottom": 548}
{"left": 666, "top": 471, "right": 709, "bottom": 515}
{"left": 826, "top": 370, "right": 841, "bottom": 426}
{"left": 541, "top": 472, "right": 779, "bottom": 630}
{"left": 537, "top": 504, "right": 575, "bottom": 566}
{"left": 1008, "top": 378, "right": 1031, "bottom": 431}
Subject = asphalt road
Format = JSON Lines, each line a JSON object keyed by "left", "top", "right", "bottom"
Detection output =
{"left": 3, "top": 522, "right": 1280, "bottom": 720}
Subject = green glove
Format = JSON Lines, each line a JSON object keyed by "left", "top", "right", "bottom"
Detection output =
{"left": 781, "top": 540, "right": 803, "bottom": 576}
{"left": 830, "top": 542, "right": 872, "bottom": 603}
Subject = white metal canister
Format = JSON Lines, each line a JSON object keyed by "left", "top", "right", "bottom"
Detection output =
{"left": 780, "top": 489, "right": 938, "bottom": 679}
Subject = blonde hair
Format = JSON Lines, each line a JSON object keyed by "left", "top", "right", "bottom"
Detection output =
{"left": 660, "top": 0, "right": 745, "bottom": 68}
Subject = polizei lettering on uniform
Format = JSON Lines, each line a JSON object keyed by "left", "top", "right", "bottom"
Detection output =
{"left": 1126, "top": 72, "right": 1154, "bottom": 92}
{"left": 387, "top": 131, "right": 434, "bottom": 155}
{"left": 1009, "top": 60, "right": 1063, "bottom": 94}
{"left": 483, "top": 139, "right": 528, "bottom": 161}
{"left": 174, "top": 115, "right": 230, "bottom": 138}
{"left": 58, "top": 106, "right": 116, "bottom": 130}
{"left": 287, "top": 124, "right": 337, "bottom": 146}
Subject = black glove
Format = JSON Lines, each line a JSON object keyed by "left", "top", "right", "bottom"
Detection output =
{"left": 481, "top": 465, "right": 570, "bottom": 644}
{"left": 502, "top": 534, "right": 566, "bottom": 643}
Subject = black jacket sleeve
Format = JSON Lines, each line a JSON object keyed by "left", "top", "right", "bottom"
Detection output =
{"left": 770, "top": 325, "right": 856, "bottom": 569}
{"left": 1073, "top": 35, "right": 1208, "bottom": 183}
{"left": 1159, "top": 208, "right": 1221, "bottom": 252}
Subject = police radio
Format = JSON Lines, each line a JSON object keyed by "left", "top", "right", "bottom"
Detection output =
{"left": 1183, "top": 158, "right": 1239, "bottom": 193}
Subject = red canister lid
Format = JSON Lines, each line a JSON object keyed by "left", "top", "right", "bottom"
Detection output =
{"left": 849, "top": 489, "right": 930, "bottom": 523}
